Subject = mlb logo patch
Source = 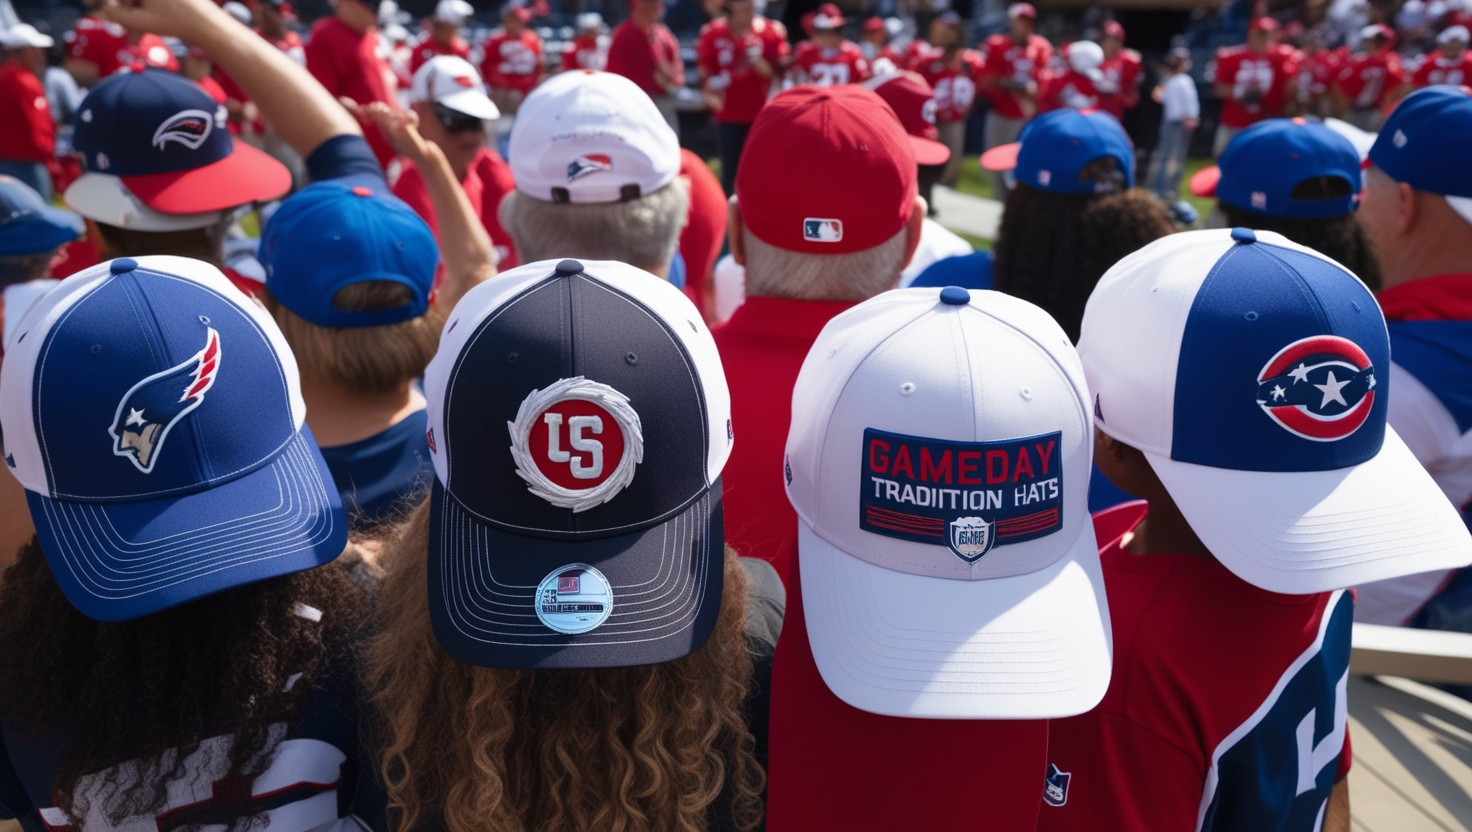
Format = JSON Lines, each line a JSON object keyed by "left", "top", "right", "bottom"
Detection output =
{"left": 803, "top": 218, "right": 843, "bottom": 243}
{"left": 1251, "top": 191, "right": 1268, "bottom": 210}
{"left": 1038, "top": 170, "right": 1052, "bottom": 186}
{"left": 568, "top": 154, "right": 613, "bottom": 182}
{"left": 1393, "top": 129, "right": 1408, "bottom": 148}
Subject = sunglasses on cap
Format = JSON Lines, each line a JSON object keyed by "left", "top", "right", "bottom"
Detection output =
{"left": 433, "top": 103, "right": 486, "bottom": 134}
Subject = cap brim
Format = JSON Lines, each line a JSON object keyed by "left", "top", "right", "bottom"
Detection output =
{"left": 1144, "top": 425, "right": 1472, "bottom": 595}
{"left": 428, "top": 478, "right": 725, "bottom": 669}
{"left": 27, "top": 428, "right": 347, "bottom": 622}
{"left": 439, "top": 88, "right": 501, "bottom": 120}
{"left": 65, "top": 173, "right": 228, "bottom": 231}
{"left": 799, "top": 520, "right": 1111, "bottom": 719}
{"left": 1189, "top": 165, "right": 1221, "bottom": 197}
{"left": 980, "top": 142, "right": 1022, "bottom": 171}
{"left": 0, "top": 205, "right": 84, "bottom": 256}
{"left": 121, "top": 139, "right": 291, "bottom": 215}
{"left": 910, "top": 135, "right": 951, "bottom": 166}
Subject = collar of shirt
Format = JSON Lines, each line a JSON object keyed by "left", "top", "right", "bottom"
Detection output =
{"left": 717, "top": 295, "right": 858, "bottom": 342}
{"left": 1378, "top": 273, "right": 1472, "bottom": 322}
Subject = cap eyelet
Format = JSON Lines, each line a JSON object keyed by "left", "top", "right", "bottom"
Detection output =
{"left": 198, "top": 315, "right": 210, "bottom": 325}
{"left": 900, "top": 382, "right": 916, "bottom": 396}
{"left": 626, "top": 352, "right": 639, "bottom": 365}
{"left": 1244, "top": 311, "right": 1259, "bottom": 321}
{"left": 1020, "top": 387, "right": 1032, "bottom": 400}
{"left": 507, "top": 352, "right": 518, "bottom": 363}
{"left": 91, "top": 344, "right": 102, "bottom": 354}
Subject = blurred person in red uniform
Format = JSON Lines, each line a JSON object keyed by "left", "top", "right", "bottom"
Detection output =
{"left": 789, "top": 4, "right": 871, "bottom": 87}
{"left": 305, "top": 0, "right": 400, "bottom": 168}
{"left": 63, "top": 0, "right": 178, "bottom": 85}
{"left": 0, "top": 25, "right": 57, "bottom": 202}
{"left": 915, "top": 12, "right": 983, "bottom": 190}
{"left": 410, "top": 0, "right": 474, "bottom": 75}
{"left": 859, "top": 16, "right": 905, "bottom": 66}
{"left": 1210, "top": 17, "right": 1298, "bottom": 156}
{"left": 561, "top": 13, "right": 609, "bottom": 71}
{"left": 607, "top": 0, "right": 685, "bottom": 134}
{"left": 1332, "top": 24, "right": 1406, "bottom": 131}
{"left": 1039, "top": 39, "right": 1105, "bottom": 113}
{"left": 1413, "top": 25, "right": 1471, "bottom": 88}
{"left": 256, "top": 0, "right": 306, "bottom": 64}
{"left": 1293, "top": 30, "right": 1343, "bottom": 116}
{"left": 480, "top": 3, "right": 544, "bottom": 116}
{"left": 697, "top": 0, "right": 789, "bottom": 195}
{"left": 679, "top": 147, "right": 728, "bottom": 318}
{"left": 979, "top": 2, "right": 1052, "bottom": 196}
{"left": 1097, "top": 20, "right": 1142, "bottom": 121}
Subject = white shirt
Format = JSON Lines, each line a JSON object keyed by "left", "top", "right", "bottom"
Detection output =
{"left": 1161, "top": 73, "right": 1199, "bottom": 123}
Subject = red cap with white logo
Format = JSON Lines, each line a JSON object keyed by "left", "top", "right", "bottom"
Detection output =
{"left": 866, "top": 70, "right": 951, "bottom": 165}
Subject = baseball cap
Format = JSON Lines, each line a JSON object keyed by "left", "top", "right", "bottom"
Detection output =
{"left": 785, "top": 285, "right": 1110, "bottom": 718}
{"left": 1361, "top": 23, "right": 1394, "bottom": 42}
{"left": 1250, "top": 16, "right": 1280, "bottom": 32}
{"left": 1079, "top": 228, "right": 1472, "bottom": 594}
{"left": 2, "top": 23, "right": 54, "bottom": 49}
{"left": 576, "top": 11, "right": 606, "bottom": 30}
{"left": 504, "top": 3, "right": 533, "bottom": 22}
{"left": 1163, "top": 46, "right": 1191, "bottom": 69}
{"left": 981, "top": 108, "right": 1134, "bottom": 195}
{"left": 421, "top": 258, "right": 733, "bottom": 669}
{"left": 509, "top": 70, "right": 679, "bottom": 204}
{"left": 409, "top": 55, "right": 501, "bottom": 119}
{"left": 1440, "top": 24, "right": 1471, "bottom": 43}
{"left": 866, "top": 71, "right": 951, "bottom": 165}
{"left": 67, "top": 70, "right": 289, "bottom": 220}
{"left": 0, "top": 176, "right": 83, "bottom": 257}
{"left": 737, "top": 85, "right": 916, "bottom": 254}
{"left": 863, "top": 16, "right": 885, "bottom": 32}
{"left": 1190, "top": 118, "right": 1362, "bottom": 218}
{"left": 0, "top": 256, "right": 347, "bottom": 621}
{"left": 434, "top": 0, "right": 475, "bottom": 24}
{"left": 1102, "top": 20, "right": 1125, "bottom": 40}
{"left": 1369, "top": 85, "right": 1472, "bottom": 226}
{"left": 812, "top": 2, "right": 843, "bottom": 29}
{"left": 1068, "top": 39, "right": 1105, "bottom": 74}
{"left": 260, "top": 182, "right": 439, "bottom": 328}
{"left": 1009, "top": 2, "right": 1038, "bottom": 19}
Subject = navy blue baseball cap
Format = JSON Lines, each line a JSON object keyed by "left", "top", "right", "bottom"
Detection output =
{"left": 0, "top": 175, "right": 83, "bottom": 257}
{"left": 1369, "top": 85, "right": 1472, "bottom": 224}
{"left": 1191, "top": 118, "right": 1362, "bottom": 218}
{"left": 261, "top": 182, "right": 439, "bottom": 328}
{"left": 69, "top": 70, "right": 289, "bottom": 217}
{"left": 0, "top": 256, "right": 348, "bottom": 621}
{"left": 980, "top": 109, "right": 1134, "bottom": 194}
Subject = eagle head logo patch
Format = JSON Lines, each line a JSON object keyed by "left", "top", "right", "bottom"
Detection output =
{"left": 110, "top": 328, "right": 221, "bottom": 473}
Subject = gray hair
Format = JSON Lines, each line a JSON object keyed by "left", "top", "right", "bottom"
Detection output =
{"left": 742, "top": 226, "right": 908, "bottom": 301}
{"left": 498, "top": 180, "right": 690, "bottom": 274}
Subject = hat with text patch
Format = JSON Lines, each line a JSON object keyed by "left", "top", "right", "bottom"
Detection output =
{"left": 422, "top": 258, "right": 733, "bottom": 669}
{"left": 1190, "top": 118, "right": 1362, "bottom": 218}
{"left": 508, "top": 70, "right": 679, "bottom": 204}
{"left": 1079, "top": 228, "right": 1472, "bottom": 593}
{"left": 785, "top": 285, "right": 1110, "bottom": 719}
{"left": 0, "top": 256, "right": 347, "bottom": 621}
{"left": 980, "top": 108, "right": 1134, "bottom": 195}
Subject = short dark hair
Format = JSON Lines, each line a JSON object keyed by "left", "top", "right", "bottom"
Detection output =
{"left": 0, "top": 250, "right": 56, "bottom": 289}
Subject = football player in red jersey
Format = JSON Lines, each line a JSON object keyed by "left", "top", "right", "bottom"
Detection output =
{"left": 410, "top": 0, "right": 474, "bottom": 76}
{"left": 480, "top": 5, "right": 544, "bottom": 116}
{"left": 978, "top": 2, "right": 1052, "bottom": 195}
{"left": 789, "top": 4, "right": 871, "bottom": 87}
{"left": 63, "top": 0, "right": 178, "bottom": 84}
{"left": 561, "top": 13, "right": 610, "bottom": 71}
{"left": 1096, "top": 21, "right": 1142, "bottom": 121}
{"left": 1413, "top": 25, "right": 1472, "bottom": 88}
{"left": 914, "top": 13, "right": 984, "bottom": 190}
{"left": 1038, "top": 39, "right": 1105, "bottom": 113}
{"left": 1291, "top": 32, "right": 1343, "bottom": 117}
{"left": 698, "top": 0, "right": 789, "bottom": 195}
{"left": 304, "top": 0, "right": 401, "bottom": 168}
{"left": 1210, "top": 17, "right": 1298, "bottom": 156}
{"left": 1332, "top": 24, "right": 1406, "bottom": 131}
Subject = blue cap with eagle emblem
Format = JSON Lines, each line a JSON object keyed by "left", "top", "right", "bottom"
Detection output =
{"left": 0, "top": 256, "right": 347, "bottom": 621}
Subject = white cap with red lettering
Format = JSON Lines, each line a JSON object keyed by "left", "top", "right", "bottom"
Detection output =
{"left": 784, "top": 285, "right": 1111, "bottom": 719}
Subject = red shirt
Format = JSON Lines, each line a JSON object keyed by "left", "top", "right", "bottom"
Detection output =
{"left": 1212, "top": 44, "right": 1298, "bottom": 128}
{"left": 305, "top": 17, "right": 399, "bottom": 167}
{"left": 979, "top": 33, "right": 1053, "bottom": 120}
{"left": 1336, "top": 48, "right": 1406, "bottom": 111}
{"left": 561, "top": 34, "right": 608, "bottom": 71}
{"left": 0, "top": 62, "right": 53, "bottom": 164}
{"left": 1039, "top": 504, "right": 1353, "bottom": 832}
{"left": 65, "top": 16, "right": 128, "bottom": 78}
{"left": 1038, "top": 68, "right": 1102, "bottom": 112}
{"left": 696, "top": 17, "right": 789, "bottom": 124}
{"left": 1413, "top": 49, "right": 1472, "bottom": 88}
{"left": 410, "top": 35, "right": 470, "bottom": 76}
{"left": 1096, "top": 47, "right": 1142, "bottom": 119}
{"left": 391, "top": 146, "right": 520, "bottom": 271}
{"left": 480, "top": 30, "right": 545, "bottom": 95}
{"left": 915, "top": 47, "right": 986, "bottom": 123}
{"left": 789, "top": 40, "right": 871, "bottom": 87}
{"left": 1296, "top": 48, "right": 1343, "bottom": 106}
{"left": 677, "top": 148, "right": 727, "bottom": 316}
{"left": 606, "top": 20, "right": 684, "bottom": 97}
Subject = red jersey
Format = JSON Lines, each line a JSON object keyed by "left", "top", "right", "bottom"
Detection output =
{"left": 979, "top": 33, "right": 1053, "bottom": 120}
{"left": 1296, "top": 48, "right": 1343, "bottom": 106}
{"left": 1212, "top": 43, "right": 1299, "bottom": 128}
{"left": 1039, "top": 504, "right": 1353, "bottom": 832}
{"left": 1336, "top": 48, "right": 1406, "bottom": 111}
{"left": 789, "top": 40, "right": 871, "bottom": 87}
{"left": 560, "top": 33, "right": 608, "bottom": 71}
{"left": 409, "top": 35, "right": 470, "bottom": 76}
{"left": 305, "top": 17, "right": 399, "bottom": 167}
{"left": 391, "top": 146, "right": 520, "bottom": 272}
{"left": 271, "top": 31, "right": 307, "bottom": 66}
{"left": 1096, "top": 47, "right": 1142, "bottom": 119}
{"left": 1413, "top": 49, "right": 1472, "bottom": 88}
{"left": 480, "top": 30, "right": 544, "bottom": 95}
{"left": 67, "top": 18, "right": 179, "bottom": 79}
{"left": 677, "top": 148, "right": 727, "bottom": 315}
{"left": 606, "top": 21, "right": 684, "bottom": 98}
{"left": 915, "top": 48, "right": 986, "bottom": 123}
{"left": 1039, "top": 68, "right": 1102, "bottom": 112}
{"left": 0, "top": 61, "right": 53, "bottom": 164}
{"left": 696, "top": 17, "right": 789, "bottom": 124}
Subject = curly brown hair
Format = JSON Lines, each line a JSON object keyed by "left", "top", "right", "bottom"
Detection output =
{"left": 0, "top": 538, "right": 368, "bottom": 832}
{"left": 364, "top": 501, "right": 765, "bottom": 832}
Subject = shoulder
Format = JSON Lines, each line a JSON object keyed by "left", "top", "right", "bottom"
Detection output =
{"left": 982, "top": 33, "right": 1009, "bottom": 50}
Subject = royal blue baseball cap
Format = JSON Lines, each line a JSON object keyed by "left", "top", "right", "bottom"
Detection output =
{"left": 0, "top": 256, "right": 348, "bottom": 621}
{"left": 1191, "top": 119, "right": 1362, "bottom": 218}
{"left": 68, "top": 69, "right": 289, "bottom": 217}
{"left": 0, "top": 175, "right": 83, "bottom": 258}
{"left": 260, "top": 182, "right": 439, "bottom": 328}
{"left": 1369, "top": 85, "right": 1472, "bottom": 224}
{"left": 980, "top": 109, "right": 1134, "bottom": 194}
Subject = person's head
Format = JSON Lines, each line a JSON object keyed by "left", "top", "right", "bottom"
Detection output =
{"left": 1439, "top": 24, "right": 1469, "bottom": 59}
{"left": 408, "top": 56, "right": 500, "bottom": 178}
{"left": 1360, "top": 23, "right": 1393, "bottom": 52}
{"left": 335, "top": 0, "right": 380, "bottom": 32}
{"left": 502, "top": 4, "right": 531, "bottom": 34}
{"left": 867, "top": 70, "right": 951, "bottom": 197}
{"left": 862, "top": 16, "right": 887, "bottom": 45}
{"left": 1009, "top": 2, "right": 1037, "bottom": 40}
{"left": 733, "top": 85, "right": 925, "bottom": 302}
{"left": 1162, "top": 46, "right": 1191, "bottom": 74}
{"left": 928, "top": 11, "right": 964, "bottom": 50}
{"left": 502, "top": 71, "right": 688, "bottom": 277}
{"left": 982, "top": 108, "right": 1172, "bottom": 341}
{"left": 64, "top": 70, "right": 290, "bottom": 266}
{"left": 630, "top": 0, "right": 667, "bottom": 26}
{"left": 431, "top": 0, "right": 474, "bottom": 42}
{"left": 259, "top": 182, "right": 442, "bottom": 396}
{"left": 1360, "top": 86, "right": 1472, "bottom": 288}
{"left": 576, "top": 11, "right": 607, "bottom": 33}
{"left": 255, "top": 0, "right": 294, "bottom": 38}
{"left": 811, "top": 3, "right": 844, "bottom": 47}
{"left": 0, "top": 176, "right": 83, "bottom": 288}
{"left": 1247, "top": 16, "right": 1278, "bottom": 52}
{"left": 1100, "top": 20, "right": 1124, "bottom": 56}
{"left": 1192, "top": 117, "right": 1381, "bottom": 289}
{"left": 1067, "top": 39, "right": 1105, "bottom": 77}
{"left": 171, "top": 40, "right": 213, "bottom": 82}
{"left": 2, "top": 24, "right": 53, "bottom": 73}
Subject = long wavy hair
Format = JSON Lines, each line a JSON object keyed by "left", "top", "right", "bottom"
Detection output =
{"left": 365, "top": 500, "right": 764, "bottom": 832}
{"left": 0, "top": 538, "right": 368, "bottom": 832}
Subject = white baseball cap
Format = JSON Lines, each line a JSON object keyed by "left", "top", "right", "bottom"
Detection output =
{"left": 786, "top": 285, "right": 1111, "bottom": 719}
{"left": 1067, "top": 39, "right": 1105, "bottom": 74}
{"left": 435, "top": 0, "right": 475, "bottom": 24}
{"left": 1079, "top": 228, "right": 1472, "bottom": 594}
{"left": 1440, "top": 24, "right": 1471, "bottom": 43}
{"left": 3, "top": 24, "right": 55, "bottom": 49}
{"left": 509, "top": 70, "right": 679, "bottom": 204}
{"left": 65, "top": 173, "right": 230, "bottom": 232}
{"left": 409, "top": 55, "right": 500, "bottom": 119}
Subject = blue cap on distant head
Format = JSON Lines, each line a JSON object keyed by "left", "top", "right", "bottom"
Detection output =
{"left": 261, "top": 182, "right": 440, "bottom": 328}
{"left": 1369, "top": 86, "right": 1472, "bottom": 205}
{"left": 980, "top": 109, "right": 1134, "bottom": 195}
{"left": 1190, "top": 118, "right": 1362, "bottom": 218}
{"left": 0, "top": 176, "right": 83, "bottom": 258}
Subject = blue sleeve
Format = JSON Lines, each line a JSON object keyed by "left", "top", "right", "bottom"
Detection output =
{"left": 910, "top": 251, "right": 994, "bottom": 291}
{"left": 0, "top": 731, "right": 31, "bottom": 822}
{"left": 305, "top": 135, "right": 389, "bottom": 193}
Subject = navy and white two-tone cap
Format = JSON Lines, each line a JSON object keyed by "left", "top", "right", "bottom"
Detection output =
{"left": 0, "top": 256, "right": 347, "bottom": 621}
{"left": 1079, "top": 228, "right": 1472, "bottom": 593}
{"left": 422, "top": 259, "right": 733, "bottom": 669}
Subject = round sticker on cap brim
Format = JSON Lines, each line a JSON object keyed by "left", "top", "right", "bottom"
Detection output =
{"left": 536, "top": 564, "right": 614, "bottom": 634}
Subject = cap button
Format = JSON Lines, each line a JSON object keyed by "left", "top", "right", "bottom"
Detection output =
{"left": 109, "top": 258, "right": 138, "bottom": 275}
{"left": 554, "top": 259, "right": 584, "bottom": 277}
{"left": 939, "top": 286, "right": 971, "bottom": 306}
{"left": 351, "top": 186, "right": 373, "bottom": 197}
{"left": 1230, "top": 227, "right": 1257, "bottom": 244}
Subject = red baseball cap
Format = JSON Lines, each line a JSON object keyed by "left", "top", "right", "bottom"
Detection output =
{"left": 1008, "top": 2, "right": 1037, "bottom": 19}
{"left": 1102, "top": 19, "right": 1125, "bottom": 40}
{"left": 867, "top": 71, "right": 951, "bottom": 166}
{"left": 812, "top": 2, "right": 844, "bottom": 29}
{"left": 737, "top": 85, "right": 917, "bottom": 255}
{"left": 1249, "top": 16, "right": 1280, "bottom": 32}
{"left": 863, "top": 15, "right": 885, "bottom": 32}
